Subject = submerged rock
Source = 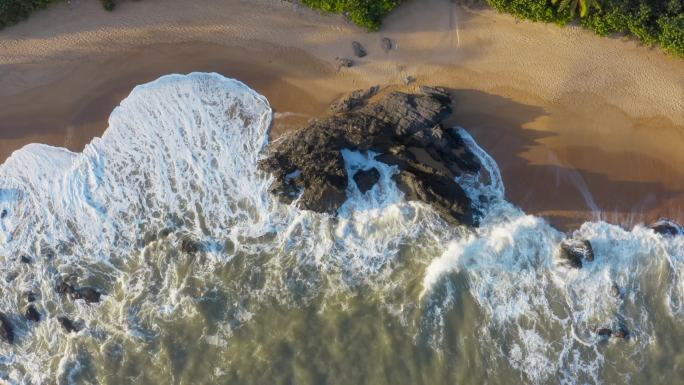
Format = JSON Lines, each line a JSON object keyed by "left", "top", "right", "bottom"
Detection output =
{"left": 25, "top": 304, "right": 40, "bottom": 322}
{"left": 26, "top": 291, "right": 37, "bottom": 303}
{"left": 260, "top": 88, "right": 481, "bottom": 225}
{"left": 55, "top": 279, "right": 75, "bottom": 295}
{"left": 352, "top": 41, "right": 367, "bottom": 57}
{"left": 0, "top": 312, "right": 13, "bottom": 344}
{"left": 353, "top": 168, "right": 381, "bottom": 193}
{"left": 180, "top": 238, "right": 202, "bottom": 254}
{"left": 71, "top": 287, "right": 102, "bottom": 304}
{"left": 596, "top": 328, "right": 612, "bottom": 338}
{"left": 610, "top": 282, "right": 620, "bottom": 298}
{"left": 336, "top": 57, "right": 353, "bottom": 69}
{"left": 559, "top": 239, "right": 595, "bottom": 269}
{"left": 57, "top": 316, "right": 80, "bottom": 333}
{"left": 19, "top": 255, "right": 32, "bottom": 264}
{"left": 614, "top": 326, "right": 629, "bottom": 339}
{"left": 648, "top": 219, "right": 682, "bottom": 236}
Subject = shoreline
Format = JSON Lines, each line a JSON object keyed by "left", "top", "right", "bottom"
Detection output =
{"left": 1, "top": 0, "right": 683, "bottom": 230}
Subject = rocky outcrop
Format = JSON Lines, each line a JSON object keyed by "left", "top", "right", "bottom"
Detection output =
{"left": 352, "top": 41, "right": 367, "bottom": 57}
{"left": 329, "top": 86, "right": 379, "bottom": 114}
{"left": 353, "top": 168, "right": 380, "bottom": 193}
{"left": 648, "top": 219, "right": 682, "bottom": 236}
{"left": 57, "top": 316, "right": 80, "bottom": 333}
{"left": 559, "top": 239, "right": 595, "bottom": 269}
{"left": 0, "top": 312, "right": 13, "bottom": 344}
{"left": 260, "top": 88, "right": 481, "bottom": 225}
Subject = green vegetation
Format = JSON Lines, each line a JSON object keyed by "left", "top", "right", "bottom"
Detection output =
{"left": 486, "top": 0, "right": 684, "bottom": 56}
{"left": 301, "top": 0, "right": 403, "bottom": 31}
{"left": 0, "top": 0, "right": 116, "bottom": 30}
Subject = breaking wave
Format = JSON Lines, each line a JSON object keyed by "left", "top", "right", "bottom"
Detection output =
{"left": 0, "top": 73, "right": 681, "bottom": 384}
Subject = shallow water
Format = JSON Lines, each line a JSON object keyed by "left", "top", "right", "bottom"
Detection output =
{"left": 0, "top": 73, "right": 682, "bottom": 384}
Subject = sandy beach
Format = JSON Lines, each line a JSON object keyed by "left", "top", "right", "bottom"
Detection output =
{"left": 1, "top": 0, "right": 683, "bottom": 230}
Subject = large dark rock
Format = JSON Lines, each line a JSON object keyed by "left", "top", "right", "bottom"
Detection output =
{"left": 352, "top": 41, "right": 367, "bottom": 58}
{"left": 71, "top": 287, "right": 102, "bottom": 304}
{"left": 329, "top": 86, "right": 379, "bottom": 114}
{"left": 559, "top": 239, "right": 595, "bottom": 269}
{"left": 57, "top": 316, "right": 80, "bottom": 333}
{"left": 25, "top": 305, "right": 40, "bottom": 322}
{"left": 353, "top": 168, "right": 381, "bottom": 193}
{"left": 0, "top": 312, "right": 13, "bottom": 344}
{"left": 260, "top": 88, "right": 481, "bottom": 225}
{"left": 648, "top": 219, "right": 682, "bottom": 236}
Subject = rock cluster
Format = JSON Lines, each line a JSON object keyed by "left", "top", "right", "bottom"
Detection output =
{"left": 260, "top": 87, "right": 481, "bottom": 225}
{"left": 559, "top": 239, "right": 594, "bottom": 269}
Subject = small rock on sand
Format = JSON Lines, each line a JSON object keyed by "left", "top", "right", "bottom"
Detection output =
{"left": 352, "top": 41, "right": 367, "bottom": 58}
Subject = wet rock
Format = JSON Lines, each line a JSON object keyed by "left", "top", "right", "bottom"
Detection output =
{"left": 26, "top": 291, "right": 37, "bottom": 303}
{"left": 260, "top": 90, "right": 481, "bottom": 225}
{"left": 419, "top": 86, "right": 451, "bottom": 104}
{"left": 352, "top": 41, "right": 367, "bottom": 58}
{"left": 559, "top": 239, "right": 595, "bottom": 269}
{"left": 25, "top": 304, "right": 40, "bottom": 322}
{"left": 329, "top": 86, "right": 379, "bottom": 114}
{"left": 57, "top": 316, "right": 80, "bottom": 333}
{"left": 596, "top": 328, "right": 612, "bottom": 338}
{"left": 71, "top": 287, "right": 102, "bottom": 304}
{"left": 404, "top": 75, "right": 416, "bottom": 85}
{"left": 180, "top": 238, "right": 201, "bottom": 254}
{"left": 381, "top": 37, "right": 393, "bottom": 51}
{"left": 19, "top": 255, "right": 32, "bottom": 264}
{"left": 648, "top": 219, "right": 682, "bottom": 236}
{"left": 55, "top": 279, "right": 75, "bottom": 295}
{"left": 614, "top": 326, "right": 629, "bottom": 339}
{"left": 0, "top": 209, "right": 7, "bottom": 218}
{"left": 610, "top": 282, "right": 620, "bottom": 298}
{"left": 0, "top": 312, "right": 13, "bottom": 344}
{"left": 353, "top": 168, "right": 381, "bottom": 193}
{"left": 336, "top": 57, "right": 353, "bottom": 69}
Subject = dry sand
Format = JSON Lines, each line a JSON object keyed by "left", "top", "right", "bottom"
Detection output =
{"left": 1, "top": 0, "right": 683, "bottom": 230}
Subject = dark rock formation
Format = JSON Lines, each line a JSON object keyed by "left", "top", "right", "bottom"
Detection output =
{"left": 381, "top": 37, "right": 393, "bottom": 51}
{"left": 353, "top": 168, "right": 381, "bottom": 193}
{"left": 71, "top": 287, "right": 102, "bottom": 304}
{"left": 352, "top": 41, "right": 367, "bottom": 57}
{"left": 26, "top": 291, "right": 36, "bottom": 303}
{"left": 260, "top": 88, "right": 481, "bottom": 225}
{"left": 329, "top": 86, "right": 379, "bottom": 114}
{"left": 648, "top": 219, "right": 682, "bottom": 236}
{"left": 55, "top": 279, "right": 75, "bottom": 295}
{"left": 57, "top": 316, "right": 80, "bottom": 333}
{"left": 614, "top": 326, "right": 629, "bottom": 339}
{"left": 610, "top": 282, "right": 620, "bottom": 298}
{"left": 336, "top": 57, "right": 353, "bottom": 69}
{"left": 19, "top": 255, "right": 31, "bottom": 264}
{"left": 596, "top": 328, "right": 612, "bottom": 338}
{"left": 559, "top": 239, "right": 595, "bottom": 269}
{"left": 180, "top": 238, "right": 201, "bottom": 254}
{"left": 0, "top": 312, "right": 13, "bottom": 344}
{"left": 25, "top": 304, "right": 40, "bottom": 322}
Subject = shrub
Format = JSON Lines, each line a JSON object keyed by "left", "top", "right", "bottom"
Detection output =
{"left": 301, "top": 0, "right": 404, "bottom": 31}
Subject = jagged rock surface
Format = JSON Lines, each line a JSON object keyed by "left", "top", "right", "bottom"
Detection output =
{"left": 260, "top": 88, "right": 481, "bottom": 225}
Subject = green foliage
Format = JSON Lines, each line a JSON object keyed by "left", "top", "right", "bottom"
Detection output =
{"left": 0, "top": 0, "right": 118, "bottom": 29}
{"left": 0, "top": 0, "right": 60, "bottom": 29}
{"left": 486, "top": 0, "right": 684, "bottom": 57}
{"left": 301, "top": 0, "right": 403, "bottom": 31}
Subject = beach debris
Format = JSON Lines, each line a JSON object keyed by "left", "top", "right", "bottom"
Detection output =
{"left": 352, "top": 41, "right": 367, "bottom": 57}
{"left": 404, "top": 75, "right": 416, "bottom": 85}
{"left": 57, "top": 316, "right": 80, "bottom": 333}
{"left": 25, "top": 304, "right": 41, "bottom": 322}
{"left": 559, "top": 239, "right": 594, "bottom": 268}
{"left": 648, "top": 218, "right": 682, "bottom": 236}
{"left": 353, "top": 168, "right": 381, "bottom": 193}
{"left": 329, "top": 86, "right": 379, "bottom": 113}
{"left": 0, "top": 312, "right": 14, "bottom": 344}
{"left": 381, "top": 37, "right": 393, "bottom": 51}
{"left": 336, "top": 57, "right": 353, "bottom": 69}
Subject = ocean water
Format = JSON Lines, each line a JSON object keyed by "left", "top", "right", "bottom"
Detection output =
{"left": 0, "top": 73, "right": 682, "bottom": 385}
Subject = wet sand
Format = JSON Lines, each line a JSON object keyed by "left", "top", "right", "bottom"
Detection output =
{"left": 1, "top": 0, "right": 683, "bottom": 230}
